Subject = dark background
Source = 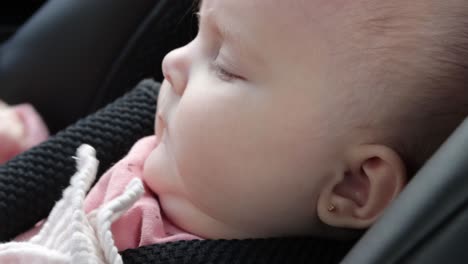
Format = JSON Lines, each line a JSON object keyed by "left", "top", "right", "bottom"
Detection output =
{"left": 0, "top": 1, "right": 46, "bottom": 42}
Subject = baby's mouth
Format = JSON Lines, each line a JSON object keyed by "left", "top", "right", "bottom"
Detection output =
{"left": 155, "top": 113, "right": 167, "bottom": 145}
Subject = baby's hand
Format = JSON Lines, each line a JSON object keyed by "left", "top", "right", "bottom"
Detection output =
{"left": 0, "top": 101, "right": 23, "bottom": 140}
{"left": 0, "top": 101, "right": 49, "bottom": 164}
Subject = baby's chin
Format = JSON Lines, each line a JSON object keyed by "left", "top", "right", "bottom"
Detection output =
{"left": 143, "top": 122, "right": 175, "bottom": 194}
{"left": 156, "top": 193, "right": 255, "bottom": 239}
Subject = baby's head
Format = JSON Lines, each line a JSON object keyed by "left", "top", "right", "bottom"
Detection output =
{"left": 143, "top": 0, "right": 468, "bottom": 239}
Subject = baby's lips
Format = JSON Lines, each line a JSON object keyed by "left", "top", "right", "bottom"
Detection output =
{"left": 155, "top": 113, "right": 166, "bottom": 146}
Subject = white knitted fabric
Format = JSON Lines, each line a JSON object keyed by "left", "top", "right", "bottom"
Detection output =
{"left": 0, "top": 145, "right": 144, "bottom": 264}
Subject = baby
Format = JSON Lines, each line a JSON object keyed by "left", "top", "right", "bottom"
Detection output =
{"left": 3, "top": 0, "right": 468, "bottom": 262}
{"left": 146, "top": 0, "right": 468, "bottom": 240}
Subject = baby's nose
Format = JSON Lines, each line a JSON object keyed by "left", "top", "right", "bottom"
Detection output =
{"left": 162, "top": 47, "right": 190, "bottom": 96}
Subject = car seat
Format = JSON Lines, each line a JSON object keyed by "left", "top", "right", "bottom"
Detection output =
{"left": 1, "top": 0, "right": 467, "bottom": 263}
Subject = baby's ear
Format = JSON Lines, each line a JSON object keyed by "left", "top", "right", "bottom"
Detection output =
{"left": 317, "top": 145, "right": 407, "bottom": 229}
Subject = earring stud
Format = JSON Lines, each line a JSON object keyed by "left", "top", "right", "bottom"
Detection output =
{"left": 327, "top": 204, "right": 336, "bottom": 212}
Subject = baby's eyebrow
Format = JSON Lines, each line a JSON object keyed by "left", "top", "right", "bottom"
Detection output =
{"left": 203, "top": 10, "right": 249, "bottom": 59}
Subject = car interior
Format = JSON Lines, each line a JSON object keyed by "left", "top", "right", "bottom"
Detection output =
{"left": 1, "top": 0, "right": 468, "bottom": 263}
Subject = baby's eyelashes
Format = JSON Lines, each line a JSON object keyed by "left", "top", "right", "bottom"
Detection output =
{"left": 211, "top": 60, "right": 244, "bottom": 82}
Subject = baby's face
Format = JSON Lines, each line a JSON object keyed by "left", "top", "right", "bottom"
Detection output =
{"left": 144, "top": 0, "right": 405, "bottom": 238}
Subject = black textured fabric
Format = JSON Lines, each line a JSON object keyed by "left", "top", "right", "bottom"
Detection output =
{"left": 0, "top": 80, "right": 355, "bottom": 263}
{"left": 121, "top": 238, "right": 354, "bottom": 264}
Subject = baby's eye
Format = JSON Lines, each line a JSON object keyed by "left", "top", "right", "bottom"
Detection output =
{"left": 211, "top": 60, "right": 244, "bottom": 82}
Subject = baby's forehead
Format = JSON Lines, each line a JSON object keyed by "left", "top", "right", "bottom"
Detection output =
{"left": 201, "top": 0, "right": 347, "bottom": 16}
{"left": 199, "top": 0, "right": 417, "bottom": 68}
{"left": 200, "top": 0, "right": 409, "bottom": 23}
{"left": 200, "top": 0, "right": 357, "bottom": 32}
